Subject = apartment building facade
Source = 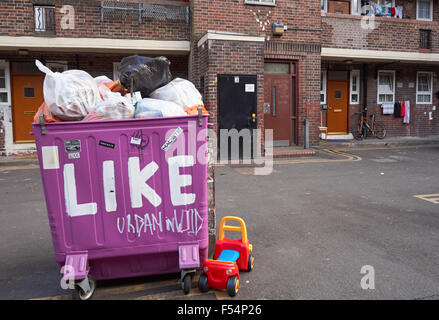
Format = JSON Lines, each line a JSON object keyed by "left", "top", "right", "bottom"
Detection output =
{"left": 0, "top": 0, "right": 438, "bottom": 156}
{"left": 321, "top": 0, "right": 439, "bottom": 138}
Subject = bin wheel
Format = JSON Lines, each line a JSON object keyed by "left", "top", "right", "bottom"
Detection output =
{"left": 182, "top": 274, "right": 192, "bottom": 295}
{"left": 226, "top": 276, "right": 239, "bottom": 297}
{"left": 247, "top": 253, "right": 254, "bottom": 272}
{"left": 198, "top": 274, "right": 209, "bottom": 293}
{"left": 72, "top": 275, "right": 96, "bottom": 300}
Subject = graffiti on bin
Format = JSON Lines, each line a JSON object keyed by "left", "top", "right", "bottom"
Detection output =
{"left": 62, "top": 154, "right": 202, "bottom": 236}
{"left": 116, "top": 208, "right": 203, "bottom": 237}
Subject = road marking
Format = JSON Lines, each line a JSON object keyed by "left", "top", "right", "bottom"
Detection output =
{"left": 214, "top": 148, "right": 362, "bottom": 167}
{"left": 413, "top": 194, "right": 439, "bottom": 204}
{"left": 0, "top": 164, "right": 39, "bottom": 171}
{"left": 334, "top": 144, "right": 439, "bottom": 152}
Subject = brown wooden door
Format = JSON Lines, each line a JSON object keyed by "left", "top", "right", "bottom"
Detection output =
{"left": 327, "top": 80, "right": 349, "bottom": 134}
{"left": 11, "top": 74, "right": 44, "bottom": 142}
{"left": 264, "top": 75, "right": 292, "bottom": 146}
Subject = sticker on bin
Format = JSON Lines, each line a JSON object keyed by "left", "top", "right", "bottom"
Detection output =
{"left": 99, "top": 140, "right": 115, "bottom": 149}
{"left": 130, "top": 136, "right": 142, "bottom": 146}
{"left": 161, "top": 127, "right": 183, "bottom": 151}
{"left": 65, "top": 140, "right": 81, "bottom": 153}
{"left": 68, "top": 152, "right": 80, "bottom": 159}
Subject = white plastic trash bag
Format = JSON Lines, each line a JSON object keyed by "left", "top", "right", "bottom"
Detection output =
{"left": 93, "top": 85, "right": 134, "bottom": 120}
{"left": 35, "top": 60, "right": 101, "bottom": 121}
{"left": 149, "top": 78, "right": 203, "bottom": 111}
{"left": 134, "top": 98, "right": 186, "bottom": 118}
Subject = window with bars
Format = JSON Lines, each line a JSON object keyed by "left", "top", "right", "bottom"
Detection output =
{"left": 420, "top": 29, "right": 432, "bottom": 49}
{"left": 34, "top": 5, "right": 56, "bottom": 34}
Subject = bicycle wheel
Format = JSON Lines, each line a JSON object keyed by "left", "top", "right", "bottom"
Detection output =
{"left": 374, "top": 121, "right": 386, "bottom": 139}
{"left": 352, "top": 125, "right": 364, "bottom": 140}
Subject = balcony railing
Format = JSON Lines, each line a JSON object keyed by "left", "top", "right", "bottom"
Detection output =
{"left": 100, "top": 0, "right": 190, "bottom": 24}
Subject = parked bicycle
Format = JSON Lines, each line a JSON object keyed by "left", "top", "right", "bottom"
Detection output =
{"left": 352, "top": 108, "right": 386, "bottom": 140}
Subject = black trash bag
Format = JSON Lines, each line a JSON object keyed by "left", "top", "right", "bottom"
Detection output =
{"left": 118, "top": 55, "right": 172, "bottom": 97}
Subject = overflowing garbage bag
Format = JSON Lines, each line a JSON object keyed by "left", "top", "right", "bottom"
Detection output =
{"left": 35, "top": 60, "right": 101, "bottom": 121}
{"left": 34, "top": 57, "right": 208, "bottom": 124}
{"left": 150, "top": 78, "right": 204, "bottom": 111}
{"left": 33, "top": 102, "right": 62, "bottom": 123}
{"left": 135, "top": 98, "right": 186, "bottom": 118}
{"left": 118, "top": 55, "right": 172, "bottom": 97}
{"left": 90, "top": 85, "right": 134, "bottom": 121}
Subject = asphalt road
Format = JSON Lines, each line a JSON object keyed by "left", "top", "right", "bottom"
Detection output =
{"left": 0, "top": 145, "right": 438, "bottom": 300}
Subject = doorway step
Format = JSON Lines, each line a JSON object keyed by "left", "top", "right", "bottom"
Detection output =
{"left": 272, "top": 146, "right": 316, "bottom": 159}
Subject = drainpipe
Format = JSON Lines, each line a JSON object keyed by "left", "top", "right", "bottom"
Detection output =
{"left": 363, "top": 64, "right": 368, "bottom": 113}
{"left": 304, "top": 118, "right": 309, "bottom": 149}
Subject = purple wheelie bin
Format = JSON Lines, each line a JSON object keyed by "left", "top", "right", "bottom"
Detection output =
{"left": 32, "top": 112, "right": 209, "bottom": 299}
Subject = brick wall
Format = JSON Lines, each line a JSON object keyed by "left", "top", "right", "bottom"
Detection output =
{"left": 0, "top": 0, "right": 189, "bottom": 41}
{"left": 321, "top": 61, "right": 439, "bottom": 137}
{"left": 0, "top": 51, "right": 188, "bottom": 79}
{"left": 366, "top": 63, "right": 439, "bottom": 137}
{"left": 322, "top": 9, "right": 439, "bottom": 52}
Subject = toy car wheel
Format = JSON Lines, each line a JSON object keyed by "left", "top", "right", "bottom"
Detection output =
{"left": 72, "top": 275, "right": 96, "bottom": 300}
{"left": 198, "top": 274, "right": 209, "bottom": 293}
{"left": 182, "top": 274, "right": 192, "bottom": 295}
{"left": 226, "top": 276, "right": 239, "bottom": 297}
{"left": 247, "top": 253, "right": 254, "bottom": 272}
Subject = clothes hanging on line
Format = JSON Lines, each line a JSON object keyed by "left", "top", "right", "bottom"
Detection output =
{"left": 403, "top": 100, "right": 410, "bottom": 124}
{"left": 394, "top": 102, "right": 402, "bottom": 118}
{"left": 400, "top": 101, "right": 406, "bottom": 117}
{"left": 381, "top": 102, "right": 394, "bottom": 115}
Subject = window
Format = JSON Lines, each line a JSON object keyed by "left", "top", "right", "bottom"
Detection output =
{"left": 321, "top": 0, "right": 328, "bottom": 13}
{"left": 320, "top": 70, "right": 327, "bottom": 105}
{"left": 351, "top": 0, "right": 362, "bottom": 15}
{"left": 113, "top": 62, "right": 120, "bottom": 81}
{"left": 0, "top": 61, "right": 10, "bottom": 105}
{"left": 46, "top": 61, "right": 68, "bottom": 73}
{"left": 244, "top": 0, "right": 276, "bottom": 6}
{"left": 377, "top": 0, "right": 395, "bottom": 7}
{"left": 34, "top": 5, "right": 56, "bottom": 33}
{"left": 377, "top": 70, "right": 395, "bottom": 104}
{"left": 416, "top": 72, "right": 433, "bottom": 104}
{"left": 350, "top": 70, "right": 360, "bottom": 104}
{"left": 420, "top": 29, "right": 432, "bottom": 49}
{"left": 417, "top": 0, "right": 433, "bottom": 21}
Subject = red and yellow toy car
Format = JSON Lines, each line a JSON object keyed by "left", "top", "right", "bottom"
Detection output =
{"left": 198, "top": 216, "right": 254, "bottom": 297}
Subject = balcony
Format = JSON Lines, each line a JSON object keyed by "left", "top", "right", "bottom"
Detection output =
{"left": 321, "top": 12, "right": 439, "bottom": 54}
{"left": 100, "top": 0, "right": 190, "bottom": 24}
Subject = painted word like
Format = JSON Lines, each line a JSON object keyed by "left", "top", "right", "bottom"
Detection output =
{"left": 116, "top": 208, "right": 203, "bottom": 237}
{"left": 63, "top": 155, "right": 195, "bottom": 217}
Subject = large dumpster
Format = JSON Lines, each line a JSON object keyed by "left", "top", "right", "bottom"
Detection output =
{"left": 32, "top": 113, "right": 209, "bottom": 299}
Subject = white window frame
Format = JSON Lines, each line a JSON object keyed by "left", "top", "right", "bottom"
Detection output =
{"left": 321, "top": 70, "right": 327, "bottom": 105}
{"left": 416, "top": 71, "right": 433, "bottom": 104}
{"left": 321, "top": 0, "right": 328, "bottom": 13}
{"left": 244, "top": 0, "right": 276, "bottom": 6}
{"left": 46, "top": 61, "right": 68, "bottom": 73}
{"left": 34, "top": 5, "right": 55, "bottom": 31}
{"left": 377, "top": 70, "right": 395, "bottom": 104}
{"left": 351, "top": 0, "right": 362, "bottom": 15}
{"left": 350, "top": 69, "right": 360, "bottom": 104}
{"left": 0, "top": 60, "right": 11, "bottom": 106}
{"left": 113, "top": 62, "right": 120, "bottom": 81}
{"left": 417, "top": 0, "right": 433, "bottom": 21}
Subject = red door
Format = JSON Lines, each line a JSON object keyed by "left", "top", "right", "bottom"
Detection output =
{"left": 264, "top": 72, "right": 294, "bottom": 146}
